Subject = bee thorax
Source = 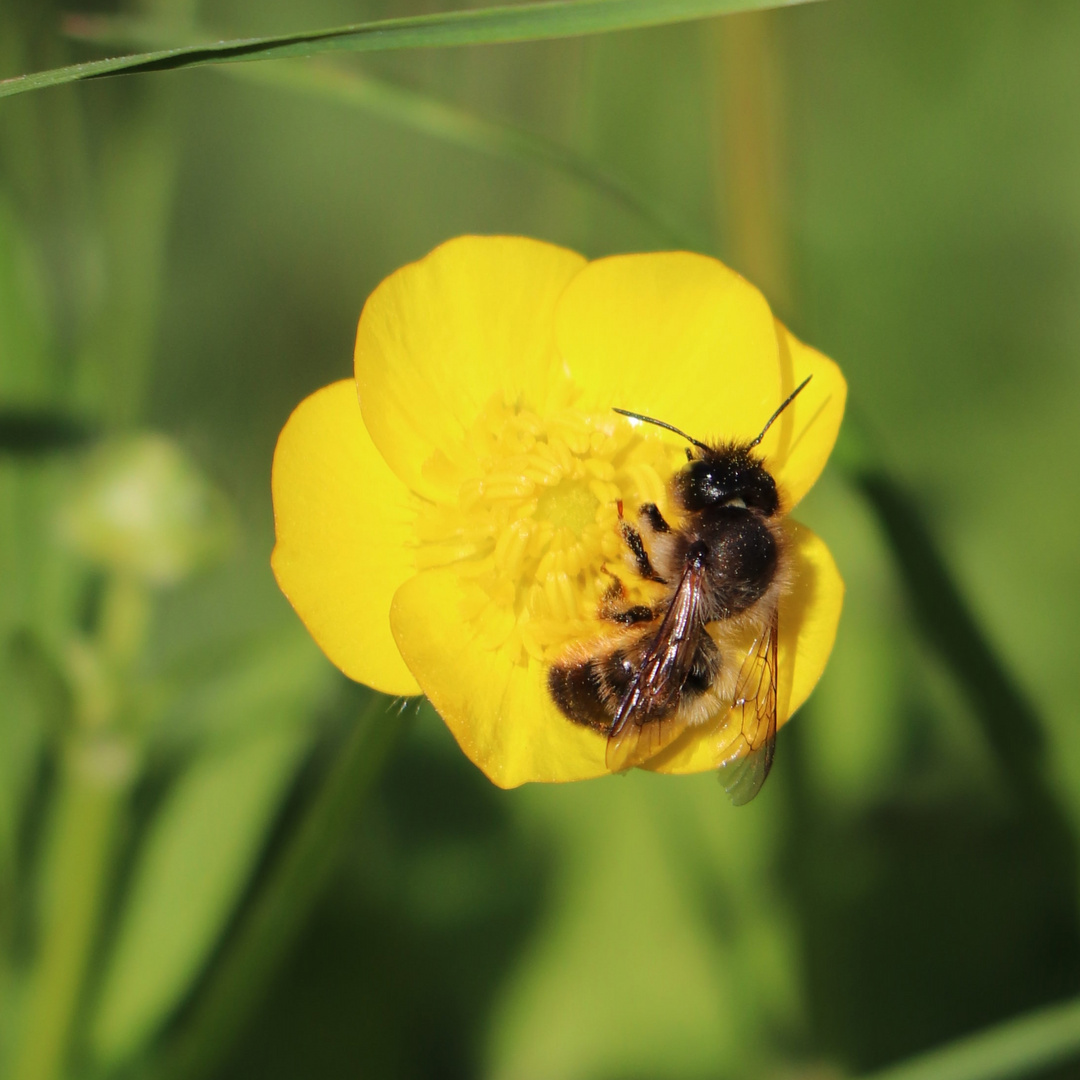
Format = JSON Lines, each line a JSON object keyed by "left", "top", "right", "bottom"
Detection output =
{"left": 695, "top": 517, "right": 780, "bottom": 617}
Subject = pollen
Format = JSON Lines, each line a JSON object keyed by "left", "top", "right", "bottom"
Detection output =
{"left": 414, "top": 396, "right": 682, "bottom": 668}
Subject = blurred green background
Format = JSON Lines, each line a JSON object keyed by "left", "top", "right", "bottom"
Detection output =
{"left": 3, "top": 1, "right": 1080, "bottom": 1078}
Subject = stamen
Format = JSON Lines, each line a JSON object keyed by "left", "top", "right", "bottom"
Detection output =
{"left": 414, "top": 397, "right": 685, "bottom": 665}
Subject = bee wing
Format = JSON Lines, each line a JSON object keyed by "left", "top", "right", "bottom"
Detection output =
{"left": 718, "top": 610, "right": 778, "bottom": 806}
{"left": 606, "top": 707, "right": 691, "bottom": 773}
{"left": 606, "top": 557, "right": 707, "bottom": 772}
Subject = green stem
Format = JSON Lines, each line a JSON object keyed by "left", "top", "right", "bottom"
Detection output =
{"left": 859, "top": 993, "right": 1080, "bottom": 1080}
{"left": 12, "top": 569, "right": 148, "bottom": 1080}
{"left": 12, "top": 741, "right": 131, "bottom": 1080}
{"left": 98, "top": 575, "right": 151, "bottom": 677}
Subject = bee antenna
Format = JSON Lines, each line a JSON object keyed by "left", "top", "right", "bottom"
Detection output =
{"left": 612, "top": 408, "right": 711, "bottom": 453}
{"left": 747, "top": 375, "right": 813, "bottom": 449}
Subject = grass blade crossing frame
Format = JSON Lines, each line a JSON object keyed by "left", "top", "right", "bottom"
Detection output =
{"left": 0, "top": 0, "right": 822, "bottom": 99}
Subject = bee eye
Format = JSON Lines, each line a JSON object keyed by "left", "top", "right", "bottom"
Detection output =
{"left": 722, "top": 497, "right": 747, "bottom": 509}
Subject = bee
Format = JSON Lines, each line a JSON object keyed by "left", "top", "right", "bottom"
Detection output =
{"left": 547, "top": 377, "right": 812, "bottom": 804}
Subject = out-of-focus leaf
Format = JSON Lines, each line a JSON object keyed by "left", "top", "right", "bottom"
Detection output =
{"left": 835, "top": 421, "right": 1073, "bottom": 849}
{"left": 152, "top": 691, "right": 397, "bottom": 1080}
{"left": 858, "top": 992, "right": 1080, "bottom": 1080}
{"left": 0, "top": 186, "right": 74, "bottom": 669}
{"left": 794, "top": 472, "right": 908, "bottom": 807}
{"left": 70, "top": 82, "right": 178, "bottom": 428}
{"left": 0, "top": 458, "right": 89, "bottom": 697}
{"left": 0, "top": 631, "right": 70, "bottom": 927}
{"left": 62, "top": 17, "right": 702, "bottom": 250}
{"left": 0, "top": 410, "right": 92, "bottom": 456}
{"left": 87, "top": 723, "right": 313, "bottom": 1068}
{"left": 0, "top": 193, "right": 52, "bottom": 398}
{"left": 0, "top": 0, "right": 825, "bottom": 99}
{"left": 155, "top": 624, "right": 335, "bottom": 746}
{"left": 85, "top": 624, "right": 335, "bottom": 1066}
{"left": 217, "top": 60, "right": 700, "bottom": 250}
{"left": 488, "top": 770, "right": 790, "bottom": 1080}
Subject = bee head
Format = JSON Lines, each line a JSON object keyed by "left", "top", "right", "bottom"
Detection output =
{"left": 613, "top": 375, "right": 810, "bottom": 521}
{"left": 676, "top": 449, "right": 779, "bottom": 516}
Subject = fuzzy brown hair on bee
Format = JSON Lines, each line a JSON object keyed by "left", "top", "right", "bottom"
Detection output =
{"left": 546, "top": 377, "right": 811, "bottom": 805}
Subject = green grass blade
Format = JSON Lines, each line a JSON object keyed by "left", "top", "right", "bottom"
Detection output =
{"left": 859, "top": 994, "right": 1080, "bottom": 1080}
{"left": 0, "top": 0, "right": 822, "bottom": 100}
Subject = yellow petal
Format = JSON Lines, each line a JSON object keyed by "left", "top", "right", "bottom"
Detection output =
{"left": 355, "top": 235, "right": 587, "bottom": 501}
{"left": 757, "top": 320, "right": 847, "bottom": 511}
{"left": 390, "top": 568, "right": 609, "bottom": 788}
{"left": 650, "top": 518, "right": 844, "bottom": 776}
{"left": 776, "top": 519, "right": 845, "bottom": 721}
{"left": 271, "top": 380, "right": 420, "bottom": 696}
{"left": 554, "top": 251, "right": 781, "bottom": 446}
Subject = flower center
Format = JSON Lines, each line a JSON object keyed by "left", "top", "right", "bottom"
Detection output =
{"left": 535, "top": 480, "right": 598, "bottom": 538}
{"left": 414, "top": 396, "right": 684, "bottom": 668}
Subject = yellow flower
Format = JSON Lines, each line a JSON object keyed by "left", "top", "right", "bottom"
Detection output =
{"left": 271, "top": 236, "right": 845, "bottom": 789}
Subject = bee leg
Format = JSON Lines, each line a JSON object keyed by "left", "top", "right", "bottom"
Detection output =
{"left": 609, "top": 605, "right": 654, "bottom": 625}
{"left": 639, "top": 503, "right": 670, "bottom": 534}
{"left": 597, "top": 577, "right": 655, "bottom": 625}
{"left": 621, "top": 522, "right": 666, "bottom": 583}
{"left": 600, "top": 571, "right": 626, "bottom": 601}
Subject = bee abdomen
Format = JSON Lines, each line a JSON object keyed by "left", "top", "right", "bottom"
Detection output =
{"left": 549, "top": 632, "right": 722, "bottom": 734}
{"left": 547, "top": 660, "right": 612, "bottom": 732}
{"left": 548, "top": 650, "right": 636, "bottom": 733}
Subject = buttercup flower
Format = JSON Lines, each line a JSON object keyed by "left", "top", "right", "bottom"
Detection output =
{"left": 271, "top": 236, "right": 845, "bottom": 788}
